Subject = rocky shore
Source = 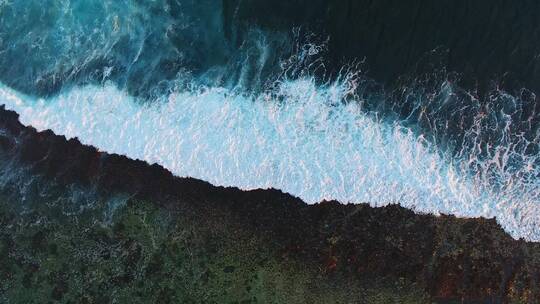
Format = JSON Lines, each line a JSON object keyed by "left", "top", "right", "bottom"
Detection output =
{"left": 1, "top": 105, "right": 540, "bottom": 303}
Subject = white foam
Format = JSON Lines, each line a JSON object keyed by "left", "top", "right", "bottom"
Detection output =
{"left": 1, "top": 79, "right": 539, "bottom": 240}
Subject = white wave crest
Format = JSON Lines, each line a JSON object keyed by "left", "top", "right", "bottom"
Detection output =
{"left": 1, "top": 79, "right": 539, "bottom": 240}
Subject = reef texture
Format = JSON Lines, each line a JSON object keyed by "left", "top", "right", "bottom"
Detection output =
{"left": 1, "top": 107, "right": 540, "bottom": 303}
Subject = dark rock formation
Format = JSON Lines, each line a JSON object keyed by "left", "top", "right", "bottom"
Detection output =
{"left": 1, "top": 105, "right": 540, "bottom": 302}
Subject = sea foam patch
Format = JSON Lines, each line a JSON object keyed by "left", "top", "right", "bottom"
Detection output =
{"left": 1, "top": 80, "right": 539, "bottom": 240}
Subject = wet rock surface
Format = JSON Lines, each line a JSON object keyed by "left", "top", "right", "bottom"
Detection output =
{"left": 1, "top": 106, "right": 540, "bottom": 303}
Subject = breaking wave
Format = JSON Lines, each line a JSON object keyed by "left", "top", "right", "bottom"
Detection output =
{"left": 1, "top": 75, "right": 539, "bottom": 240}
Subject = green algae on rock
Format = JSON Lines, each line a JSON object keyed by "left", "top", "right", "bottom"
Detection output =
{"left": 0, "top": 106, "right": 539, "bottom": 303}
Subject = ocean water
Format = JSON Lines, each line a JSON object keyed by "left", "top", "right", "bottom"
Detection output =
{"left": 1, "top": 0, "right": 539, "bottom": 240}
